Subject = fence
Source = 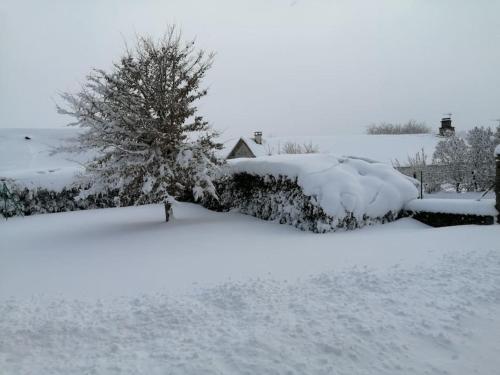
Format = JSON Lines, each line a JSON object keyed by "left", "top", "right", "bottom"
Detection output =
{"left": 397, "top": 162, "right": 496, "bottom": 196}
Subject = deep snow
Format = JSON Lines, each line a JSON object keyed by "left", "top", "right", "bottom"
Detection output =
{"left": 1, "top": 203, "right": 499, "bottom": 374}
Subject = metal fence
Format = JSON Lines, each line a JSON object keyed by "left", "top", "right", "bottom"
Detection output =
{"left": 397, "top": 163, "right": 495, "bottom": 197}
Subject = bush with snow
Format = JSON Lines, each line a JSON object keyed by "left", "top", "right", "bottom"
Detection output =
{"left": 205, "top": 154, "right": 418, "bottom": 232}
{"left": 0, "top": 179, "right": 118, "bottom": 218}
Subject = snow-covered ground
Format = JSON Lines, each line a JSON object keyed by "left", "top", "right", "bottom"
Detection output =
{"left": 1, "top": 203, "right": 499, "bottom": 374}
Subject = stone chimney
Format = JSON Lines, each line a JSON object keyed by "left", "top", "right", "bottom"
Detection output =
{"left": 254, "top": 131, "right": 263, "bottom": 145}
{"left": 439, "top": 117, "right": 455, "bottom": 136}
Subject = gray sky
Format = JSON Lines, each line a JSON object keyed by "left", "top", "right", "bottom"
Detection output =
{"left": 1, "top": 0, "right": 499, "bottom": 138}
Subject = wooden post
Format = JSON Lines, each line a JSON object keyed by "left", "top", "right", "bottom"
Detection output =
{"left": 496, "top": 153, "right": 500, "bottom": 223}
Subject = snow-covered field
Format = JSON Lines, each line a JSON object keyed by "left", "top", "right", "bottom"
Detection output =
{"left": 0, "top": 128, "right": 440, "bottom": 192}
{"left": 0, "top": 128, "right": 89, "bottom": 190}
{"left": 1, "top": 203, "right": 499, "bottom": 374}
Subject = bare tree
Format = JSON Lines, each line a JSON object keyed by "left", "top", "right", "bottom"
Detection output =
{"left": 367, "top": 120, "right": 431, "bottom": 135}
{"left": 432, "top": 136, "right": 471, "bottom": 192}
{"left": 281, "top": 141, "right": 319, "bottom": 154}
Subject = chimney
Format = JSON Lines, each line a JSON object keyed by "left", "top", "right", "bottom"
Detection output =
{"left": 254, "top": 131, "right": 263, "bottom": 145}
{"left": 439, "top": 117, "right": 455, "bottom": 136}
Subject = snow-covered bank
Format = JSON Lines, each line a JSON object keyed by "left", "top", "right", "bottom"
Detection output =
{"left": 1, "top": 203, "right": 499, "bottom": 374}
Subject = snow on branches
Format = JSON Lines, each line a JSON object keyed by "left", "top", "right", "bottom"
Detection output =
{"left": 57, "top": 27, "right": 222, "bottom": 207}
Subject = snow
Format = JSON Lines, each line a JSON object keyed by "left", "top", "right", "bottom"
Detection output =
{"left": 1, "top": 203, "right": 500, "bottom": 374}
{"left": 405, "top": 198, "right": 497, "bottom": 216}
{"left": 0, "top": 128, "right": 92, "bottom": 190}
{"left": 229, "top": 153, "right": 418, "bottom": 219}
{"left": 223, "top": 134, "right": 440, "bottom": 165}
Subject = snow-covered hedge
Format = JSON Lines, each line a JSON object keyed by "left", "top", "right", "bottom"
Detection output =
{"left": 0, "top": 181, "right": 118, "bottom": 218}
{"left": 206, "top": 154, "right": 418, "bottom": 232}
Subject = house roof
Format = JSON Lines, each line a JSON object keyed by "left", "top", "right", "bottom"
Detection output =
{"left": 222, "top": 134, "right": 441, "bottom": 166}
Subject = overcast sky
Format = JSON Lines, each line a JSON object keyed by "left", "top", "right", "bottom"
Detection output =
{"left": 1, "top": 0, "right": 499, "bottom": 138}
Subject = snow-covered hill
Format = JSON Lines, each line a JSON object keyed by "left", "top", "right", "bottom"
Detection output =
{"left": 0, "top": 203, "right": 499, "bottom": 374}
{"left": 1, "top": 128, "right": 440, "bottom": 190}
{"left": 0, "top": 128, "right": 92, "bottom": 190}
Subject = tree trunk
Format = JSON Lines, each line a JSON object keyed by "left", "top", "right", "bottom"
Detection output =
{"left": 164, "top": 201, "right": 172, "bottom": 222}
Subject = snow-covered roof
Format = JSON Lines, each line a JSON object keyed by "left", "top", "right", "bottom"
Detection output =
{"left": 0, "top": 128, "right": 91, "bottom": 190}
{"left": 229, "top": 153, "right": 418, "bottom": 221}
{"left": 223, "top": 134, "right": 441, "bottom": 166}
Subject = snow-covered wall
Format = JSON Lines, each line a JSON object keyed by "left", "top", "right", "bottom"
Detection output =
{"left": 405, "top": 199, "right": 497, "bottom": 216}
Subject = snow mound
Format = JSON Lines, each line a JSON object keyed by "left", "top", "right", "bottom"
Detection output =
{"left": 405, "top": 198, "right": 498, "bottom": 216}
{"left": 229, "top": 154, "right": 418, "bottom": 220}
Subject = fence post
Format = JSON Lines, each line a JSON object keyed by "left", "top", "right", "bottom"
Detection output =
{"left": 496, "top": 151, "right": 500, "bottom": 223}
{"left": 420, "top": 170, "right": 423, "bottom": 199}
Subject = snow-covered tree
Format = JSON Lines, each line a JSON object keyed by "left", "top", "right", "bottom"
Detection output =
{"left": 432, "top": 135, "right": 471, "bottom": 192}
{"left": 466, "top": 126, "right": 496, "bottom": 190}
{"left": 57, "top": 28, "right": 222, "bottom": 219}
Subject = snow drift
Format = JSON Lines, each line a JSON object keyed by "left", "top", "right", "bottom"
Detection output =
{"left": 208, "top": 154, "right": 418, "bottom": 232}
